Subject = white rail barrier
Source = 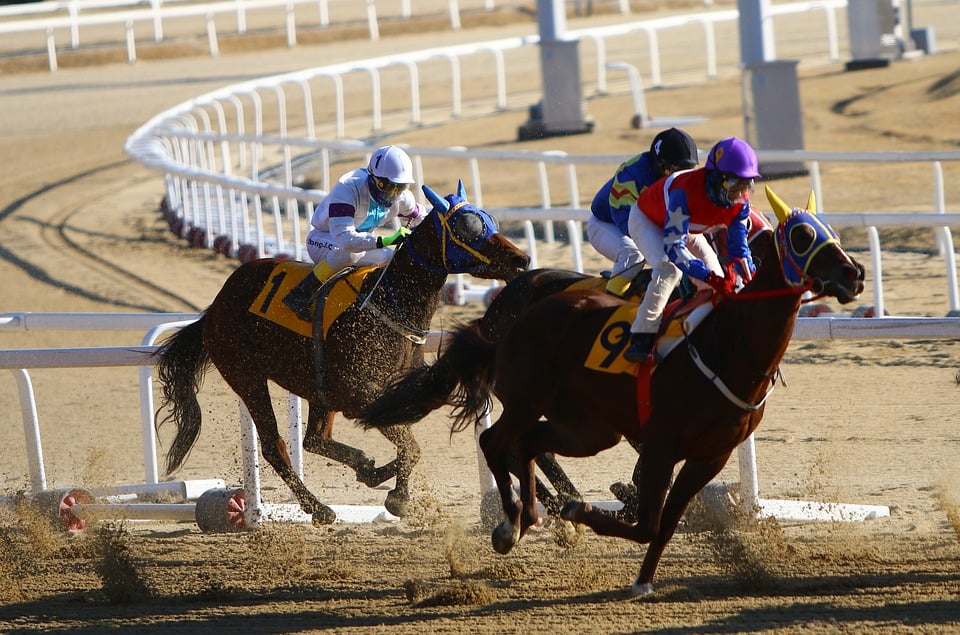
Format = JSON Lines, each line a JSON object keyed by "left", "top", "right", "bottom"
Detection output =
{"left": 121, "top": 2, "right": 960, "bottom": 316}
{"left": 0, "top": 0, "right": 509, "bottom": 71}
{"left": 4, "top": 313, "right": 959, "bottom": 530}
{"left": 0, "top": 313, "right": 441, "bottom": 529}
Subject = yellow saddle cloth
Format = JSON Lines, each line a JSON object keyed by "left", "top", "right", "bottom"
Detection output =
{"left": 248, "top": 261, "right": 378, "bottom": 339}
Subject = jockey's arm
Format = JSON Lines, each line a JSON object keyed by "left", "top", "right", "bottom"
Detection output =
{"left": 724, "top": 204, "right": 756, "bottom": 279}
{"left": 328, "top": 205, "right": 379, "bottom": 253}
{"left": 395, "top": 190, "right": 425, "bottom": 228}
{"left": 662, "top": 194, "right": 712, "bottom": 281}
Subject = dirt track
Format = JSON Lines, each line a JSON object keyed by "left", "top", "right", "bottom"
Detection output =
{"left": 2, "top": 6, "right": 960, "bottom": 633}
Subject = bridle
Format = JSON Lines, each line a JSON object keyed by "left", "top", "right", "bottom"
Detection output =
{"left": 357, "top": 186, "right": 501, "bottom": 345}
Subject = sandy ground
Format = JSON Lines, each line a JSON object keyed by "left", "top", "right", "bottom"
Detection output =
{"left": 1, "top": 6, "right": 960, "bottom": 633}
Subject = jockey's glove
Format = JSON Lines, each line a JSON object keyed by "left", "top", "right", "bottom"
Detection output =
{"left": 377, "top": 227, "right": 412, "bottom": 248}
{"left": 705, "top": 272, "right": 736, "bottom": 296}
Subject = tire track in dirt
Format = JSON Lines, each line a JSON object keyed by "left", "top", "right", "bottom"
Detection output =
{"left": 0, "top": 161, "right": 204, "bottom": 313}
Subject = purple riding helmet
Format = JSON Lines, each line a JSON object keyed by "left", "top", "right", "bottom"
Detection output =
{"left": 705, "top": 136, "right": 761, "bottom": 207}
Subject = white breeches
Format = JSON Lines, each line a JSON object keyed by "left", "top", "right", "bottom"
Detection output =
{"left": 627, "top": 207, "right": 722, "bottom": 334}
{"left": 306, "top": 229, "right": 393, "bottom": 269}
{"left": 586, "top": 215, "right": 645, "bottom": 276}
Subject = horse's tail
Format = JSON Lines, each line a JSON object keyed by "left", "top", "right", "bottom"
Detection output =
{"left": 359, "top": 321, "right": 497, "bottom": 434}
{"left": 152, "top": 316, "right": 211, "bottom": 475}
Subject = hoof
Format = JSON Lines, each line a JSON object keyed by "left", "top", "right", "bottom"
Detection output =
{"left": 632, "top": 581, "right": 654, "bottom": 597}
{"left": 355, "top": 462, "right": 381, "bottom": 487}
{"left": 491, "top": 520, "right": 519, "bottom": 555}
{"left": 311, "top": 505, "right": 337, "bottom": 525}
{"left": 559, "top": 500, "right": 587, "bottom": 522}
{"left": 383, "top": 489, "right": 409, "bottom": 518}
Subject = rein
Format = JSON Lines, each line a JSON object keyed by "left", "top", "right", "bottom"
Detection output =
{"left": 721, "top": 279, "right": 812, "bottom": 301}
{"left": 356, "top": 244, "right": 430, "bottom": 345}
{"left": 682, "top": 321, "right": 781, "bottom": 412}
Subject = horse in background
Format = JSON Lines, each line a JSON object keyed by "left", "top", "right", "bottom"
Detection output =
{"left": 361, "top": 187, "right": 864, "bottom": 595}
{"left": 152, "top": 181, "right": 529, "bottom": 525}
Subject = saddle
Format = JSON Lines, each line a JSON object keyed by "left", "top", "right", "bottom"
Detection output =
{"left": 248, "top": 261, "right": 377, "bottom": 339}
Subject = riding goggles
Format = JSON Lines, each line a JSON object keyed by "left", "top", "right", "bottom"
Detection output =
{"left": 721, "top": 174, "right": 755, "bottom": 191}
{"left": 370, "top": 175, "right": 409, "bottom": 197}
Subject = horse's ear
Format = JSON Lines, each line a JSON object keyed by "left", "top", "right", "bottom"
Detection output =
{"left": 805, "top": 190, "right": 817, "bottom": 214}
{"left": 764, "top": 185, "right": 791, "bottom": 223}
{"left": 422, "top": 184, "right": 450, "bottom": 212}
{"left": 456, "top": 179, "right": 467, "bottom": 201}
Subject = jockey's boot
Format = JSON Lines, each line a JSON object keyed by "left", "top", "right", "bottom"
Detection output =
{"left": 282, "top": 260, "right": 336, "bottom": 322}
{"left": 623, "top": 332, "right": 656, "bottom": 363}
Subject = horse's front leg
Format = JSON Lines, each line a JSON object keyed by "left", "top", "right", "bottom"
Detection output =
{"left": 372, "top": 424, "right": 421, "bottom": 518}
{"left": 559, "top": 441, "right": 674, "bottom": 543}
{"left": 303, "top": 408, "right": 377, "bottom": 481}
{"left": 514, "top": 441, "right": 541, "bottom": 537}
{"left": 632, "top": 453, "right": 730, "bottom": 597}
{"left": 245, "top": 398, "right": 336, "bottom": 525}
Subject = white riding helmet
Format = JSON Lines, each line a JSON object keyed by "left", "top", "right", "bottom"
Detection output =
{"left": 368, "top": 145, "right": 415, "bottom": 184}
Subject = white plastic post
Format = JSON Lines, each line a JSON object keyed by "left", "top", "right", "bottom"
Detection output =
{"left": 12, "top": 369, "right": 46, "bottom": 493}
{"left": 867, "top": 226, "right": 885, "bottom": 317}
{"left": 239, "top": 402, "right": 264, "bottom": 529}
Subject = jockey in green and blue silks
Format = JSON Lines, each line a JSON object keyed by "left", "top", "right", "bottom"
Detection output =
{"left": 587, "top": 128, "right": 699, "bottom": 296}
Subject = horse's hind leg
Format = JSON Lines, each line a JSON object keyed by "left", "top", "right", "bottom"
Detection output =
{"left": 241, "top": 388, "right": 336, "bottom": 525}
{"left": 304, "top": 408, "right": 382, "bottom": 483}
{"left": 478, "top": 408, "right": 539, "bottom": 555}
{"left": 534, "top": 452, "right": 582, "bottom": 513}
{"left": 372, "top": 424, "right": 421, "bottom": 518}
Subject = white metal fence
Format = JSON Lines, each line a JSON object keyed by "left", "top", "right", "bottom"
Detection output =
{"left": 3, "top": 312, "right": 958, "bottom": 528}
{"left": 0, "top": 0, "right": 518, "bottom": 71}
{"left": 121, "top": 1, "right": 960, "bottom": 316}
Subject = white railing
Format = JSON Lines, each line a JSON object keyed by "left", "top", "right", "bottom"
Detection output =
{"left": 0, "top": 0, "right": 512, "bottom": 71}
{"left": 4, "top": 313, "right": 958, "bottom": 527}
{"left": 131, "top": 129, "right": 960, "bottom": 314}
{"left": 0, "top": 312, "right": 441, "bottom": 527}
{"left": 117, "top": 1, "right": 960, "bottom": 314}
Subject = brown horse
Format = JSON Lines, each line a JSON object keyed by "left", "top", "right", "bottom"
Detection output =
{"left": 152, "top": 181, "right": 529, "bottom": 524}
{"left": 364, "top": 210, "right": 774, "bottom": 519}
{"left": 360, "top": 187, "right": 864, "bottom": 595}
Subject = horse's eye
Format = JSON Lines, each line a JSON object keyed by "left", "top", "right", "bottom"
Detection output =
{"left": 452, "top": 211, "right": 486, "bottom": 242}
{"left": 788, "top": 223, "right": 817, "bottom": 256}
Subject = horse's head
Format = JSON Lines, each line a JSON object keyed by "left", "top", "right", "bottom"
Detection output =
{"left": 765, "top": 186, "right": 864, "bottom": 304}
{"left": 413, "top": 180, "right": 530, "bottom": 281}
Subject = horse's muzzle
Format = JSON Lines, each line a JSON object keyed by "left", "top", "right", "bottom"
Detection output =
{"left": 482, "top": 235, "right": 530, "bottom": 281}
{"left": 821, "top": 259, "right": 865, "bottom": 304}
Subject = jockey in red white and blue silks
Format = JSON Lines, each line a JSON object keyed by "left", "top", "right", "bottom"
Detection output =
{"left": 625, "top": 137, "right": 760, "bottom": 354}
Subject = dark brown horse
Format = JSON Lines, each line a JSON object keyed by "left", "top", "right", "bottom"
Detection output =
{"left": 365, "top": 208, "right": 774, "bottom": 518}
{"left": 152, "top": 181, "right": 529, "bottom": 524}
{"left": 360, "top": 187, "right": 864, "bottom": 595}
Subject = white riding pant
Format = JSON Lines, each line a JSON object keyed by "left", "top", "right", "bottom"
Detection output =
{"left": 627, "top": 207, "right": 722, "bottom": 334}
{"left": 586, "top": 215, "right": 644, "bottom": 276}
{"left": 306, "top": 229, "right": 394, "bottom": 270}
